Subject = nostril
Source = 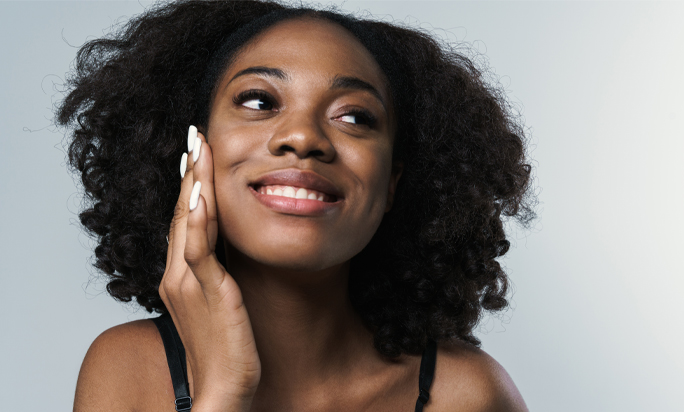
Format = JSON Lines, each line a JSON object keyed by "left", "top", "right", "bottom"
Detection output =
{"left": 278, "top": 144, "right": 326, "bottom": 159}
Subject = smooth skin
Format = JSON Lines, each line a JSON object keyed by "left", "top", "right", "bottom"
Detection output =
{"left": 73, "top": 18, "right": 527, "bottom": 412}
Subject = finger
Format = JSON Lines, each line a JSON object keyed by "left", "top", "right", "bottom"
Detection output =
{"left": 165, "top": 152, "right": 188, "bottom": 267}
{"left": 185, "top": 191, "right": 225, "bottom": 291}
{"left": 166, "top": 126, "right": 198, "bottom": 267}
{"left": 191, "top": 131, "right": 219, "bottom": 250}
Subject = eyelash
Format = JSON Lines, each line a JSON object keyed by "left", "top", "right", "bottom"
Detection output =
{"left": 337, "top": 108, "right": 377, "bottom": 128}
{"left": 233, "top": 89, "right": 276, "bottom": 111}
{"left": 232, "top": 89, "right": 378, "bottom": 128}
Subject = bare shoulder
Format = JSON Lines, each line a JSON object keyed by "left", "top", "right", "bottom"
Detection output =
{"left": 73, "top": 319, "right": 173, "bottom": 412}
{"left": 427, "top": 340, "right": 528, "bottom": 412}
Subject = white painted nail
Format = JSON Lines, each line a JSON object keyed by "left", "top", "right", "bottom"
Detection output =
{"left": 180, "top": 153, "right": 188, "bottom": 178}
{"left": 187, "top": 125, "right": 197, "bottom": 152}
{"left": 193, "top": 138, "right": 202, "bottom": 162}
{"left": 189, "top": 181, "right": 202, "bottom": 211}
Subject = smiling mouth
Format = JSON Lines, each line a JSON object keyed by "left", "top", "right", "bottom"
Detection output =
{"left": 251, "top": 184, "right": 338, "bottom": 203}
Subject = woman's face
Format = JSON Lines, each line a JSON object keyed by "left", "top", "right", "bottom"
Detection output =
{"left": 207, "top": 17, "right": 400, "bottom": 272}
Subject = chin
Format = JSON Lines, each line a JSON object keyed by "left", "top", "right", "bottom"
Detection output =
{"left": 269, "top": 239, "right": 352, "bottom": 270}
{"left": 224, "top": 233, "right": 353, "bottom": 273}
{"left": 218, "top": 208, "right": 378, "bottom": 274}
{"left": 262, "top": 255, "right": 340, "bottom": 272}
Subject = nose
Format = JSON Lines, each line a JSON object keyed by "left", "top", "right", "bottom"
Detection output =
{"left": 267, "top": 115, "right": 336, "bottom": 163}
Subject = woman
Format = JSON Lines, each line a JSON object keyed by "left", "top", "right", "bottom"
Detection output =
{"left": 58, "top": 1, "right": 534, "bottom": 410}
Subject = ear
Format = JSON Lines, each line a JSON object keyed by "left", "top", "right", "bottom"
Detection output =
{"left": 385, "top": 161, "right": 404, "bottom": 213}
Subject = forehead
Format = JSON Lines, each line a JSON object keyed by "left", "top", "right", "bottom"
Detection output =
{"left": 223, "top": 17, "right": 389, "bottom": 95}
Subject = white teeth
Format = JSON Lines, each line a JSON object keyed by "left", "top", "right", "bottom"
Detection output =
{"left": 283, "top": 187, "right": 296, "bottom": 198}
{"left": 296, "top": 188, "right": 308, "bottom": 199}
{"left": 258, "top": 185, "right": 331, "bottom": 202}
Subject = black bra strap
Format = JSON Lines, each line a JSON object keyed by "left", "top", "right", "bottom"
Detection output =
{"left": 152, "top": 314, "right": 193, "bottom": 411}
{"left": 415, "top": 340, "right": 437, "bottom": 412}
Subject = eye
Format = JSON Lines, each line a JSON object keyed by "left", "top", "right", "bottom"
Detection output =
{"left": 337, "top": 109, "right": 377, "bottom": 128}
{"left": 233, "top": 90, "right": 276, "bottom": 111}
{"left": 243, "top": 97, "right": 273, "bottom": 111}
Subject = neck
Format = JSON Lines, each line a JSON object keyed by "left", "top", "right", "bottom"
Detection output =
{"left": 226, "top": 249, "right": 377, "bottom": 394}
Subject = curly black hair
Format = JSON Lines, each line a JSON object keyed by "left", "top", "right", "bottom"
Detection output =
{"left": 57, "top": 0, "right": 535, "bottom": 358}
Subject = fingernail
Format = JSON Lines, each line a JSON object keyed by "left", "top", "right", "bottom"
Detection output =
{"left": 193, "top": 138, "right": 202, "bottom": 162}
{"left": 180, "top": 153, "right": 188, "bottom": 178}
{"left": 189, "top": 181, "right": 202, "bottom": 211}
{"left": 188, "top": 125, "right": 197, "bottom": 152}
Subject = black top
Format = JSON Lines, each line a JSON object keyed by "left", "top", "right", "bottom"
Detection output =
{"left": 153, "top": 314, "right": 437, "bottom": 412}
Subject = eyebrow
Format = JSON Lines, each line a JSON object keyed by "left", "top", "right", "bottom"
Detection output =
{"left": 330, "top": 75, "right": 386, "bottom": 110}
{"left": 226, "top": 66, "right": 386, "bottom": 110}
{"left": 227, "top": 66, "right": 289, "bottom": 85}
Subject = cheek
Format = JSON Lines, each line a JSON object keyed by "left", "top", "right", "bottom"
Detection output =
{"left": 331, "top": 141, "right": 394, "bottom": 260}
{"left": 207, "top": 124, "right": 264, "bottom": 238}
{"left": 340, "top": 140, "right": 394, "bottom": 210}
{"left": 209, "top": 119, "right": 264, "bottom": 166}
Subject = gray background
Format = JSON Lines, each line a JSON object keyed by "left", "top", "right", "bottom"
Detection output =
{"left": 1, "top": 1, "right": 682, "bottom": 410}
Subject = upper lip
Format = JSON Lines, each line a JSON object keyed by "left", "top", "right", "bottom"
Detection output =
{"left": 250, "top": 169, "right": 344, "bottom": 199}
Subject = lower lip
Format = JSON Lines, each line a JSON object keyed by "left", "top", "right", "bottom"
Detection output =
{"left": 250, "top": 186, "right": 342, "bottom": 216}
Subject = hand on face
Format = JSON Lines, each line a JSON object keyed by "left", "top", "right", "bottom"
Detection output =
{"left": 159, "top": 126, "right": 260, "bottom": 411}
